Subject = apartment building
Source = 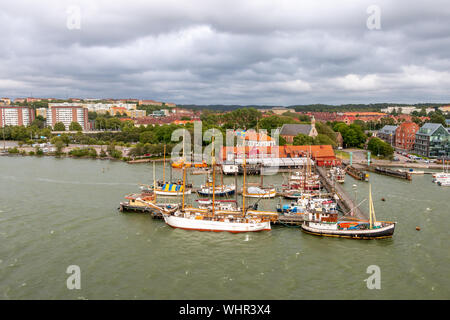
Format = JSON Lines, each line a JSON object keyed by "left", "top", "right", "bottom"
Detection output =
{"left": 378, "top": 125, "right": 398, "bottom": 146}
{"left": 0, "top": 105, "right": 35, "bottom": 127}
{"left": 47, "top": 104, "right": 89, "bottom": 130}
{"left": 414, "top": 123, "right": 450, "bottom": 158}
{"left": 395, "top": 122, "right": 420, "bottom": 151}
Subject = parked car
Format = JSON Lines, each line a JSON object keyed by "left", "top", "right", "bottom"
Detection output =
{"left": 393, "top": 157, "right": 400, "bottom": 161}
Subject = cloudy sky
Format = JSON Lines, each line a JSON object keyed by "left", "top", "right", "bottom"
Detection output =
{"left": 1, "top": 0, "right": 450, "bottom": 105}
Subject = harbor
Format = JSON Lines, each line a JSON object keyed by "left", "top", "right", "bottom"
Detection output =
{"left": 1, "top": 156, "right": 448, "bottom": 299}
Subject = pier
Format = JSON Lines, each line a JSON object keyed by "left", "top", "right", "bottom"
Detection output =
{"left": 316, "top": 166, "right": 367, "bottom": 220}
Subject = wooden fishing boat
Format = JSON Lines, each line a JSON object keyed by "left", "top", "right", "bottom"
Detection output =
{"left": 119, "top": 193, "right": 178, "bottom": 216}
{"left": 301, "top": 185, "right": 396, "bottom": 239}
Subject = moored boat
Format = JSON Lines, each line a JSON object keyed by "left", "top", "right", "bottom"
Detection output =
{"left": 301, "top": 184, "right": 396, "bottom": 239}
{"left": 244, "top": 186, "right": 277, "bottom": 198}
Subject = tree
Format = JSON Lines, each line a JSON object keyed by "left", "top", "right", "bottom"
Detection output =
{"left": 367, "top": 137, "right": 394, "bottom": 158}
{"left": 333, "top": 123, "right": 367, "bottom": 148}
{"left": 428, "top": 113, "right": 446, "bottom": 126}
{"left": 293, "top": 134, "right": 315, "bottom": 145}
{"left": 314, "top": 134, "right": 337, "bottom": 147}
{"left": 54, "top": 122, "right": 66, "bottom": 131}
{"left": 69, "top": 122, "right": 83, "bottom": 131}
{"left": 315, "top": 122, "right": 337, "bottom": 143}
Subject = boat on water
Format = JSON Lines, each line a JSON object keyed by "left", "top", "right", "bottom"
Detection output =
{"left": 119, "top": 192, "right": 179, "bottom": 215}
{"left": 398, "top": 168, "right": 424, "bottom": 175}
{"left": 437, "top": 180, "right": 450, "bottom": 186}
{"left": 196, "top": 198, "right": 238, "bottom": 211}
{"left": 277, "top": 193, "right": 338, "bottom": 216}
{"left": 301, "top": 184, "right": 396, "bottom": 239}
{"left": 141, "top": 183, "right": 192, "bottom": 196}
{"left": 197, "top": 180, "right": 236, "bottom": 196}
{"left": 244, "top": 186, "right": 277, "bottom": 198}
{"left": 172, "top": 159, "right": 208, "bottom": 169}
{"left": 328, "top": 167, "right": 346, "bottom": 183}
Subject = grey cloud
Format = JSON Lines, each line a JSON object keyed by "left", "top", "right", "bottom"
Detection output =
{"left": 0, "top": 0, "right": 450, "bottom": 104}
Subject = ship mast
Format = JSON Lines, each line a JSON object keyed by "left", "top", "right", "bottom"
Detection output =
{"left": 212, "top": 135, "right": 216, "bottom": 216}
{"left": 182, "top": 164, "right": 186, "bottom": 211}
{"left": 153, "top": 161, "right": 157, "bottom": 201}
{"left": 242, "top": 148, "right": 246, "bottom": 217}
{"left": 163, "top": 144, "right": 166, "bottom": 183}
{"left": 369, "top": 183, "right": 377, "bottom": 229}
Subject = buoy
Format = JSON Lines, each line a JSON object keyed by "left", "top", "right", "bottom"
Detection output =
{"left": 381, "top": 198, "right": 386, "bottom": 201}
{"left": 416, "top": 226, "right": 421, "bottom": 231}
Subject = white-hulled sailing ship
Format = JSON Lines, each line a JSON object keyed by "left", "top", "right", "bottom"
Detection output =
{"left": 301, "top": 184, "right": 396, "bottom": 239}
{"left": 162, "top": 136, "right": 271, "bottom": 233}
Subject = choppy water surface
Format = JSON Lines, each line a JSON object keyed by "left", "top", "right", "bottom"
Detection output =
{"left": 0, "top": 156, "right": 449, "bottom": 299}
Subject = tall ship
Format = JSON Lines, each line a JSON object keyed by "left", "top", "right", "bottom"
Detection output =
{"left": 301, "top": 184, "right": 396, "bottom": 239}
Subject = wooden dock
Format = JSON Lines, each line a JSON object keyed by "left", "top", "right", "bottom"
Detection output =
{"left": 274, "top": 214, "right": 306, "bottom": 226}
{"left": 316, "top": 166, "right": 367, "bottom": 220}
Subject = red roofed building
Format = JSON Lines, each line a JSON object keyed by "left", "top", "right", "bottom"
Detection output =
{"left": 220, "top": 145, "right": 340, "bottom": 166}
{"left": 395, "top": 122, "right": 420, "bottom": 151}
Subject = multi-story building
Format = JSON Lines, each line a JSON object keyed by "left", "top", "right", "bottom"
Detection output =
{"left": 395, "top": 122, "right": 420, "bottom": 151}
{"left": 378, "top": 125, "right": 398, "bottom": 146}
{"left": 414, "top": 123, "right": 450, "bottom": 158}
{"left": 0, "top": 105, "right": 35, "bottom": 127}
{"left": 381, "top": 106, "right": 434, "bottom": 115}
{"left": 0, "top": 98, "right": 11, "bottom": 105}
{"left": 47, "top": 104, "right": 89, "bottom": 130}
{"left": 129, "top": 109, "right": 146, "bottom": 118}
{"left": 139, "top": 100, "right": 163, "bottom": 106}
{"left": 36, "top": 108, "right": 47, "bottom": 119}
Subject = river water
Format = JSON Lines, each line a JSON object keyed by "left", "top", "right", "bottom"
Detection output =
{"left": 0, "top": 156, "right": 448, "bottom": 299}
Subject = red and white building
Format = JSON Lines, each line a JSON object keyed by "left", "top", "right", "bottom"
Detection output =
{"left": 0, "top": 105, "right": 35, "bottom": 127}
{"left": 47, "top": 104, "right": 89, "bottom": 130}
{"left": 395, "top": 121, "right": 420, "bottom": 151}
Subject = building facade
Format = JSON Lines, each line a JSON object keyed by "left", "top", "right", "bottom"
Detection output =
{"left": 395, "top": 122, "right": 420, "bottom": 151}
{"left": 378, "top": 125, "right": 398, "bottom": 146}
{"left": 47, "top": 105, "right": 89, "bottom": 130}
{"left": 279, "top": 117, "right": 318, "bottom": 143}
{"left": 0, "top": 105, "right": 35, "bottom": 127}
{"left": 414, "top": 123, "right": 450, "bottom": 158}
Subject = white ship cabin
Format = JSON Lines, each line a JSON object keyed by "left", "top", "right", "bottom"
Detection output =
{"left": 307, "top": 211, "right": 338, "bottom": 223}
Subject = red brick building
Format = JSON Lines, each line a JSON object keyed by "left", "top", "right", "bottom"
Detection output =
{"left": 395, "top": 122, "right": 420, "bottom": 151}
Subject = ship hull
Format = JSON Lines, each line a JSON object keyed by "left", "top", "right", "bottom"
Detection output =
{"left": 163, "top": 215, "right": 271, "bottom": 233}
{"left": 301, "top": 222, "right": 395, "bottom": 239}
{"left": 155, "top": 189, "right": 192, "bottom": 196}
{"left": 245, "top": 190, "right": 277, "bottom": 198}
{"left": 197, "top": 186, "right": 235, "bottom": 197}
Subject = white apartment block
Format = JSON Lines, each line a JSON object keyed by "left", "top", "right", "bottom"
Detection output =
{"left": 380, "top": 106, "right": 434, "bottom": 115}
{"left": 47, "top": 104, "right": 89, "bottom": 130}
{"left": 0, "top": 106, "right": 35, "bottom": 127}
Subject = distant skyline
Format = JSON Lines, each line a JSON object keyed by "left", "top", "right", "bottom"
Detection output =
{"left": 1, "top": 0, "right": 450, "bottom": 105}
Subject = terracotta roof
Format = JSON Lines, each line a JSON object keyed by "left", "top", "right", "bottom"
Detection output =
{"left": 221, "top": 145, "right": 335, "bottom": 160}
